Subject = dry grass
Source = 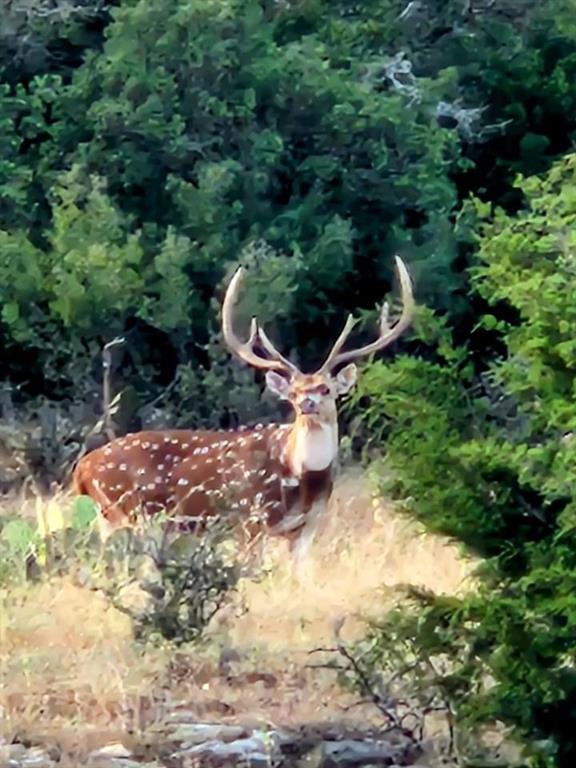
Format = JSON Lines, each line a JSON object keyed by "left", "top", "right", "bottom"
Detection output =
{"left": 230, "top": 468, "right": 473, "bottom": 649}
{"left": 0, "top": 468, "right": 477, "bottom": 760}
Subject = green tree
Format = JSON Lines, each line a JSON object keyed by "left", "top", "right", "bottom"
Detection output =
{"left": 0, "top": 0, "right": 464, "bottom": 416}
{"left": 350, "top": 154, "right": 576, "bottom": 766}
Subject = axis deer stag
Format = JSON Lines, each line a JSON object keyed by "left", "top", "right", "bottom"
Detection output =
{"left": 73, "top": 256, "right": 414, "bottom": 566}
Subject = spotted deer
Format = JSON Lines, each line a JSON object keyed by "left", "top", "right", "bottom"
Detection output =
{"left": 73, "top": 256, "right": 414, "bottom": 565}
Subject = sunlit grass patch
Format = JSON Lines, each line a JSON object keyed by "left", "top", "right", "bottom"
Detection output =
{"left": 0, "top": 469, "right": 477, "bottom": 760}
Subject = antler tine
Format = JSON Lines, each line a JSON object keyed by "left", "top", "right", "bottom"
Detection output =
{"left": 317, "top": 313, "right": 357, "bottom": 374}
{"left": 222, "top": 266, "right": 299, "bottom": 375}
{"left": 257, "top": 325, "right": 299, "bottom": 372}
{"left": 318, "top": 256, "right": 415, "bottom": 372}
{"left": 380, "top": 301, "right": 391, "bottom": 333}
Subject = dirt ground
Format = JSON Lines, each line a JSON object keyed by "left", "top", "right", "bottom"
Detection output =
{"left": 0, "top": 467, "right": 476, "bottom": 762}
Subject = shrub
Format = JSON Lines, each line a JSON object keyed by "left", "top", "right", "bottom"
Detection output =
{"left": 1, "top": 495, "right": 240, "bottom": 645}
{"left": 348, "top": 154, "right": 576, "bottom": 767}
{"left": 93, "top": 516, "right": 240, "bottom": 645}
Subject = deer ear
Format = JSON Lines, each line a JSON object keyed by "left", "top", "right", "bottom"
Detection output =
{"left": 335, "top": 363, "right": 358, "bottom": 395}
{"left": 265, "top": 371, "right": 292, "bottom": 399}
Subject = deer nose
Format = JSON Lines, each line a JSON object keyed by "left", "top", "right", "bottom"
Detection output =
{"left": 299, "top": 397, "right": 319, "bottom": 415}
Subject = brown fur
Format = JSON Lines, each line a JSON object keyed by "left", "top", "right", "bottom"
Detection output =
{"left": 72, "top": 424, "right": 333, "bottom": 549}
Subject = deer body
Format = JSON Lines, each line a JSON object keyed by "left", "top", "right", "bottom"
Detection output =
{"left": 73, "top": 256, "right": 414, "bottom": 563}
{"left": 73, "top": 419, "right": 337, "bottom": 548}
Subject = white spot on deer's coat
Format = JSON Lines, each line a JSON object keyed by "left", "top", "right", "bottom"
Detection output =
{"left": 119, "top": 463, "right": 127, "bottom": 471}
{"left": 177, "top": 478, "right": 189, "bottom": 486}
{"left": 106, "top": 462, "right": 115, "bottom": 470}
{"left": 147, "top": 483, "right": 156, "bottom": 490}
{"left": 158, "top": 464, "right": 165, "bottom": 470}
{"left": 136, "top": 468, "right": 146, "bottom": 476}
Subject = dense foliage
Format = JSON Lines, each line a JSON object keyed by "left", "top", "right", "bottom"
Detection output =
{"left": 350, "top": 154, "right": 576, "bottom": 766}
{"left": 1, "top": 0, "right": 461, "bottom": 414}
{"left": 3, "top": 0, "right": 576, "bottom": 420}
{"left": 5, "top": 0, "right": 576, "bottom": 763}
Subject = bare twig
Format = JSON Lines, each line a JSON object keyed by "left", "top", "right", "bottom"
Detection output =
{"left": 102, "top": 336, "right": 126, "bottom": 442}
{"left": 307, "top": 643, "right": 404, "bottom": 728}
{"left": 398, "top": 1, "right": 422, "bottom": 21}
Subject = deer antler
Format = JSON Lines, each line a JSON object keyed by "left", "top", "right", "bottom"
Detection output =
{"left": 318, "top": 256, "right": 414, "bottom": 372}
{"left": 221, "top": 267, "right": 300, "bottom": 375}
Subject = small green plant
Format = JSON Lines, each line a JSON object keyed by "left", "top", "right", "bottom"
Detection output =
{"left": 0, "top": 494, "right": 101, "bottom": 586}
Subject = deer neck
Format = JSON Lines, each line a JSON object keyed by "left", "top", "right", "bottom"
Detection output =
{"left": 284, "top": 412, "right": 339, "bottom": 477}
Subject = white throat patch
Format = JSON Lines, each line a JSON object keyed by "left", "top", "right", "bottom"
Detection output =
{"left": 291, "top": 421, "right": 338, "bottom": 475}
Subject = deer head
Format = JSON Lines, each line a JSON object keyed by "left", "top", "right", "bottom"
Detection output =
{"left": 222, "top": 255, "right": 415, "bottom": 424}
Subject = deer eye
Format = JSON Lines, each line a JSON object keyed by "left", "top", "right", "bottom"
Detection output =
{"left": 318, "top": 384, "right": 331, "bottom": 396}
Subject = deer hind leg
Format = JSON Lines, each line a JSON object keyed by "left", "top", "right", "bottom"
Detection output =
{"left": 237, "top": 529, "right": 267, "bottom": 576}
{"left": 96, "top": 500, "right": 138, "bottom": 542}
{"left": 89, "top": 483, "right": 139, "bottom": 543}
{"left": 97, "top": 511, "right": 117, "bottom": 542}
{"left": 235, "top": 508, "right": 274, "bottom": 575}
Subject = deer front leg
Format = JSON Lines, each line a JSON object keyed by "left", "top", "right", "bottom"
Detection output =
{"left": 287, "top": 470, "right": 333, "bottom": 581}
{"left": 287, "top": 500, "right": 326, "bottom": 581}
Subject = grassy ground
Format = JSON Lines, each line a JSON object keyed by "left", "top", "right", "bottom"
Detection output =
{"left": 0, "top": 468, "right": 476, "bottom": 763}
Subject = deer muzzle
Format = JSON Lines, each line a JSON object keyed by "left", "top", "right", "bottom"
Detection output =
{"left": 299, "top": 397, "right": 319, "bottom": 415}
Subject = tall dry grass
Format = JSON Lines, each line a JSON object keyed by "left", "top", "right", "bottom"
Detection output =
{"left": 0, "top": 468, "right": 477, "bottom": 758}
{"left": 230, "top": 468, "right": 475, "bottom": 649}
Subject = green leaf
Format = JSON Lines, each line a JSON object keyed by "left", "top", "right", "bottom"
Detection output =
{"left": 1, "top": 519, "right": 35, "bottom": 554}
{"left": 72, "top": 496, "right": 99, "bottom": 530}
